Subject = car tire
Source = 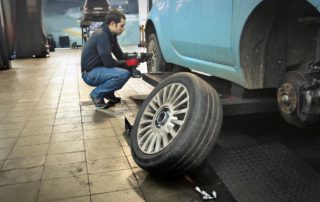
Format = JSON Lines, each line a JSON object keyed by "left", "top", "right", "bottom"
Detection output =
{"left": 130, "top": 72, "right": 223, "bottom": 175}
{"left": 147, "top": 33, "right": 172, "bottom": 72}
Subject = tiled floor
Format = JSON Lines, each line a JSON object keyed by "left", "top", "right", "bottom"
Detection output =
{"left": 0, "top": 48, "right": 198, "bottom": 202}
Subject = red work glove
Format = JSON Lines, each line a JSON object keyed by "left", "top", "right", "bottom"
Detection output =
{"left": 126, "top": 58, "right": 140, "bottom": 67}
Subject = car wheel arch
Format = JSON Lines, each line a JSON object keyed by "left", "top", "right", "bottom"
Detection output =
{"left": 240, "top": 0, "right": 320, "bottom": 89}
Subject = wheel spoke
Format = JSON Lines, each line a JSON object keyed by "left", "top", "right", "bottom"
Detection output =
{"left": 140, "top": 119, "right": 152, "bottom": 125}
{"left": 161, "top": 89, "right": 165, "bottom": 105}
{"left": 173, "top": 97, "right": 188, "bottom": 109}
{"left": 155, "top": 135, "right": 161, "bottom": 152}
{"left": 147, "top": 134, "right": 157, "bottom": 153}
{"left": 139, "top": 124, "right": 152, "bottom": 134}
{"left": 172, "top": 89, "right": 187, "bottom": 105}
{"left": 143, "top": 111, "right": 155, "bottom": 117}
{"left": 167, "top": 85, "right": 175, "bottom": 102}
{"left": 162, "top": 131, "right": 169, "bottom": 146}
{"left": 155, "top": 93, "right": 162, "bottom": 106}
{"left": 171, "top": 117, "right": 184, "bottom": 126}
{"left": 170, "top": 129, "right": 178, "bottom": 138}
{"left": 172, "top": 108, "right": 188, "bottom": 115}
{"left": 163, "top": 122, "right": 174, "bottom": 134}
{"left": 142, "top": 132, "right": 154, "bottom": 150}
{"left": 149, "top": 100, "right": 158, "bottom": 112}
{"left": 139, "top": 130, "right": 153, "bottom": 144}
{"left": 169, "top": 85, "right": 182, "bottom": 103}
{"left": 162, "top": 87, "right": 168, "bottom": 103}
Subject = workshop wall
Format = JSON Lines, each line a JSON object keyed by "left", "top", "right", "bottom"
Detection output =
{"left": 42, "top": 0, "right": 140, "bottom": 48}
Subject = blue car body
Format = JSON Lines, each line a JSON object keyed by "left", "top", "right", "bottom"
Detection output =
{"left": 146, "top": 0, "right": 320, "bottom": 89}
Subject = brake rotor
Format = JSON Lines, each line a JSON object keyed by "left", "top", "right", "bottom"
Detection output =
{"left": 277, "top": 71, "right": 306, "bottom": 127}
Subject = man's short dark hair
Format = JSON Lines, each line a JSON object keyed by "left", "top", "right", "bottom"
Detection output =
{"left": 105, "top": 9, "right": 126, "bottom": 25}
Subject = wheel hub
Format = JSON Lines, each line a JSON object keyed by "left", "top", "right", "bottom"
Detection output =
{"left": 277, "top": 82, "right": 298, "bottom": 114}
{"left": 155, "top": 108, "right": 170, "bottom": 128}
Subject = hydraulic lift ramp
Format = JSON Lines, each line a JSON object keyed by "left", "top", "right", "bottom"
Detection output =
{"left": 125, "top": 72, "right": 320, "bottom": 202}
{"left": 141, "top": 72, "right": 278, "bottom": 116}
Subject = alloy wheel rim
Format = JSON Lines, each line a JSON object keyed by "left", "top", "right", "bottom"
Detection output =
{"left": 137, "top": 83, "right": 189, "bottom": 154}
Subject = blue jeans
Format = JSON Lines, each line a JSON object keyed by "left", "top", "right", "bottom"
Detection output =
{"left": 82, "top": 67, "right": 130, "bottom": 99}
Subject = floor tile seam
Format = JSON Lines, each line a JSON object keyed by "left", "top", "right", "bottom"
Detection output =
{"left": 86, "top": 156, "right": 130, "bottom": 162}
{"left": 54, "top": 115, "right": 82, "bottom": 119}
{"left": 0, "top": 141, "right": 16, "bottom": 150}
{"left": 47, "top": 149, "right": 86, "bottom": 156}
{"left": 6, "top": 154, "right": 48, "bottom": 161}
{"left": 83, "top": 135, "right": 118, "bottom": 139}
{"left": 0, "top": 179, "right": 41, "bottom": 188}
{"left": 45, "top": 160, "right": 87, "bottom": 167}
{"left": 109, "top": 120, "right": 147, "bottom": 200}
{"left": 19, "top": 133, "right": 53, "bottom": 137}
{"left": 50, "top": 139, "right": 85, "bottom": 144}
{"left": 46, "top": 150, "right": 86, "bottom": 157}
{"left": 53, "top": 122, "right": 84, "bottom": 127}
{"left": 13, "top": 142, "right": 52, "bottom": 147}
{"left": 36, "top": 62, "right": 67, "bottom": 202}
{"left": 41, "top": 173, "right": 88, "bottom": 181}
{"left": 87, "top": 167, "right": 133, "bottom": 175}
{"left": 77, "top": 63, "right": 93, "bottom": 202}
{"left": 1, "top": 164, "right": 44, "bottom": 172}
{"left": 43, "top": 160, "right": 87, "bottom": 167}
{"left": 84, "top": 147, "right": 123, "bottom": 154}
{"left": 0, "top": 136, "right": 20, "bottom": 140}
{"left": 0, "top": 178, "right": 42, "bottom": 187}
{"left": 40, "top": 174, "right": 90, "bottom": 187}
{"left": 0, "top": 116, "right": 29, "bottom": 124}
{"left": 0, "top": 125, "right": 26, "bottom": 132}
{"left": 131, "top": 167, "right": 148, "bottom": 200}
{"left": 40, "top": 194, "right": 90, "bottom": 202}
{"left": 0, "top": 120, "right": 28, "bottom": 169}
{"left": 90, "top": 187, "right": 144, "bottom": 197}
{"left": 1, "top": 95, "right": 28, "bottom": 122}
{"left": 90, "top": 187, "right": 146, "bottom": 197}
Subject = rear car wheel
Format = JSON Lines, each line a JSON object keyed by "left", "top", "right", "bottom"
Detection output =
{"left": 131, "top": 72, "right": 223, "bottom": 175}
{"left": 147, "top": 33, "right": 172, "bottom": 72}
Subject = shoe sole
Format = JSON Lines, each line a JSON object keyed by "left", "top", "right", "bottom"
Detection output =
{"left": 105, "top": 97, "right": 121, "bottom": 103}
{"left": 90, "top": 94, "right": 107, "bottom": 109}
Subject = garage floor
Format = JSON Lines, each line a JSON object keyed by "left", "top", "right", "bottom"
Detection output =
{"left": 0, "top": 48, "right": 200, "bottom": 202}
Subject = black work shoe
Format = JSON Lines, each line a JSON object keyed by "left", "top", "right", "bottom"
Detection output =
{"left": 105, "top": 92, "right": 121, "bottom": 103}
{"left": 131, "top": 69, "right": 142, "bottom": 78}
{"left": 90, "top": 93, "right": 107, "bottom": 109}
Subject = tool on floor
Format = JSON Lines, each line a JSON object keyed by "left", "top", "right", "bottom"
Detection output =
{"left": 194, "top": 186, "right": 217, "bottom": 200}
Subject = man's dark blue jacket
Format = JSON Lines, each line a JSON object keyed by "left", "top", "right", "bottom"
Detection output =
{"left": 81, "top": 23, "right": 126, "bottom": 73}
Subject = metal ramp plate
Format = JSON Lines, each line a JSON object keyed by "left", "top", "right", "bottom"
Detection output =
{"left": 142, "top": 73, "right": 277, "bottom": 115}
{"left": 209, "top": 143, "right": 320, "bottom": 202}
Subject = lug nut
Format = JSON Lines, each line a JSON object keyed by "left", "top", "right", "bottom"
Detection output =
{"left": 281, "top": 94, "right": 289, "bottom": 103}
{"left": 212, "top": 190, "right": 217, "bottom": 199}
{"left": 194, "top": 186, "right": 202, "bottom": 195}
{"left": 203, "top": 195, "right": 214, "bottom": 200}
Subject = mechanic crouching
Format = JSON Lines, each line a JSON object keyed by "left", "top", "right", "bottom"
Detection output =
{"left": 81, "top": 9, "right": 150, "bottom": 109}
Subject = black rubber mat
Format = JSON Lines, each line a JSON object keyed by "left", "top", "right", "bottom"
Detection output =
{"left": 210, "top": 143, "right": 320, "bottom": 202}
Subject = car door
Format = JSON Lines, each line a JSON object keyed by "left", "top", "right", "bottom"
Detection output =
{"left": 168, "top": 0, "right": 234, "bottom": 68}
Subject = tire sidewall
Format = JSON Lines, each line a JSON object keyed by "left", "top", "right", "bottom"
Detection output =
{"left": 131, "top": 73, "right": 215, "bottom": 169}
